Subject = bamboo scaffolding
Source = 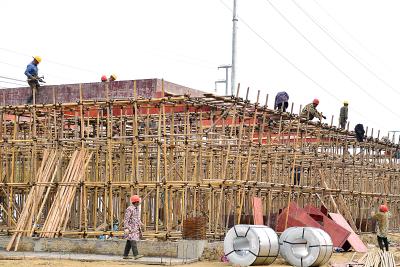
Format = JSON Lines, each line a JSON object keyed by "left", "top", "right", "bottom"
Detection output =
{"left": 1, "top": 82, "right": 400, "bottom": 246}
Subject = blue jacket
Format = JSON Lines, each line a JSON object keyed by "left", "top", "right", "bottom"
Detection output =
{"left": 24, "top": 62, "right": 38, "bottom": 79}
{"left": 274, "top": 91, "right": 289, "bottom": 109}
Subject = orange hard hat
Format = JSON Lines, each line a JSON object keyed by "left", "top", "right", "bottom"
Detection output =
{"left": 379, "top": 205, "right": 388, "bottom": 212}
{"left": 101, "top": 75, "right": 107, "bottom": 82}
{"left": 313, "top": 98, "right": 320, "bottom": 105}
{"left": 130, "top": 195, "right": 141, "bottom": 203}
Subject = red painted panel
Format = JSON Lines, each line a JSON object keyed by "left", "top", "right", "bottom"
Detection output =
{"left": 329, "top": 213, "right": 367, "bottom": 252}
{"left": 276, "top": 202, "right": 321, "bottom": 232}
{"left": 252, "top": 197, "right": 264, "bottom": 225}
{"left": 303, "top": 205, "right": 350, "bottom": 247}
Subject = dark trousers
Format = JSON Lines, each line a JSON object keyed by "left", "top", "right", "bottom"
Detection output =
{"left": 124, "top": 240, "right": 138, "bottom": 256}
{"left": 276, "top": 102, "right": 288, "bottom": 112}
{"left": 377, "top": 236, "right": 389, "bottom": 251}
{"left": 27, "top": 80, "right": 38, "bottom": 104}
{"left": 340, "top": 121, "right": 346, "bottom": 129}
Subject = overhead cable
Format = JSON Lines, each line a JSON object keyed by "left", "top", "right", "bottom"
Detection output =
{"left": 264, "top": 0, "right": 400, "bottom": 119}
{"left": 292, "top": 0, "right": 400, "bottom": 97}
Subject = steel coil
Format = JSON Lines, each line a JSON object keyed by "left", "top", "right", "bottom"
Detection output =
{"left": 224, "top": 224, "right": 279, "bottom": 266}
{"left": 279, "top": 227, "right": 333, "bottom": 267}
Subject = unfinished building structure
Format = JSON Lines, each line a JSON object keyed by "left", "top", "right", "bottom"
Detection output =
{"left": 0, "top": 79, "right": 399, "bottom": 248}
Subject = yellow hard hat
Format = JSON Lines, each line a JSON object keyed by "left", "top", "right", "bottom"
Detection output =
{"left": 110, "top": 74, "right": 117, "bottom": 80}
{"left": 33, "top": 56, "right": 42, "bottom": 63}
{"left": 343, "top": 100, "right": 349, "bottom": 105}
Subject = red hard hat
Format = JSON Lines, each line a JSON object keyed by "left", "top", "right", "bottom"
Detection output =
{"left": 313, "top": 99, "right": 319, "bottom": 105}
{"left": 130, "top": 195, "right": 141, "bottom": 203}
{"left": 101, "top": 75, "right": 107, "bottom": 82}
{"left": 379, "top": 205, "right": 388, "bottom": 212}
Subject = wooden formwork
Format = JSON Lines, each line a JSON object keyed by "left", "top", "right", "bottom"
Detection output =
{"left": 0, "top": 81, "right": 399, "bottom": 242}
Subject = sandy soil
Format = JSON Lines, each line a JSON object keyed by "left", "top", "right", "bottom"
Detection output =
{"left": 3, "top": 233, "right": 400, "bottom": 267}
{"left": 0, "top": 253, "right": 355, "bottom": 267}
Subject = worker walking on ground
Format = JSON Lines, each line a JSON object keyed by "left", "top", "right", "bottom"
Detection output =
{"left": 24, "top": 56, "right": 43, "bottom": 104}
{"left": 339, "top": 101, "right": 349, "bottom": 129}
{"left": 123, "top": 195, "right": 144, "bottom": 260}
{"left": 371, "top": 204, "right": 391, "bottom": 251}
{"left": 274, "top": 91, "right": 289, "bottom": 112}
{"left": 301, "top": 99, "right": 326, "bottom": 121}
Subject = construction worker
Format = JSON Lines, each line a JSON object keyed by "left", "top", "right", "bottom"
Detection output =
{"left": 123, "top": 195, "right": 143, "bottom": 260}
{"left": 274, "top": 91, "right": 289, "bottom": 112}
{"left": 109, "top": 74, "right": 117, "bottom": 82}
{"left": 339, "top": 101, "right": 348, "bottom": 129}
{"left": 301, "top": 99, "right": 326, "bottom": 121}
{"left": 371, "top": 205, "right": 391, "bottom": 251}
{"left": 24, "top": 56, "right": 43, "bottom": 104}
{"left": 355, "top": 124, "right": 365, "bottom": 142}
{"left": 101, "top": 75, "right": 107, "bottom": 82}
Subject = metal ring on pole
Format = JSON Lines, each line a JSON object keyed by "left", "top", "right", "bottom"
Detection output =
{"left": 224, "top": 225, "right": 279, "bottom": 266}
{"left": 279, "top": 227, "right": 333, "bottom": 267}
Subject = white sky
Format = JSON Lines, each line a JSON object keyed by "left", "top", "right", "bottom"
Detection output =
{"left": 1, "top": 0, "right": 400, "bottom": 138}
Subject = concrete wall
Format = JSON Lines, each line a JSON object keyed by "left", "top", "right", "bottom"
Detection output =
{"left": 1, "top": 79, "right": 205, "bottom": 105}
{"left": 0, "top": 236, "right": 211, "bottom": 259}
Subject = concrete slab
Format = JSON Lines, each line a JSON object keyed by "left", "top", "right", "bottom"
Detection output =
{"left": 0, "top": 250, "right": 198, "bottom": 265}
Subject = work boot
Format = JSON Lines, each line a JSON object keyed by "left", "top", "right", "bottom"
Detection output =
{"left": 123, "top": 256, "right": 132, "bottom": 259}
{"left": 134, "top": 255, "right": 144, "bottom": 260}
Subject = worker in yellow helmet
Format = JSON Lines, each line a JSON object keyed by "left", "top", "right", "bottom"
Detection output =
{"left": 109, "top": 74, "right": 117, "bottom": 82}
{"left": 339, "top": 101, "right": 348, "bottom": 129}
{"left": 24, "top": 56, "right": 45, "bottom": 104}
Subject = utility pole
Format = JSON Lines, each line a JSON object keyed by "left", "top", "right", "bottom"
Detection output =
{"left": 216, "top": 65, "right": 231, "bottom": 95}
{"left": 231, "top": 0, "right": 238, "bottom": 96}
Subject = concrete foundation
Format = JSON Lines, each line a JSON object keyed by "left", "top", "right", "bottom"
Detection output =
{"left": 0, "top": 236, "right": 212, "bottom": 260}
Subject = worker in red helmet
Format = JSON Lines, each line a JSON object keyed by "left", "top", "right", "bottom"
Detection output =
{"left": 123, "top": 195, "right": 144, "bottom": 259}
{"left": 101, "top": 75, "right": 107, "bottom": 82}
{"left": 371, "top": 204, "right": 391, "bottom": 251}
{"left": 301, "top": 98, "right": 326, "bottom": 121}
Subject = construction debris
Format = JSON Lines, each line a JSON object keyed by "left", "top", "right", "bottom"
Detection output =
{"left": 357, "top": 250, "right": 396, "bottom": 267}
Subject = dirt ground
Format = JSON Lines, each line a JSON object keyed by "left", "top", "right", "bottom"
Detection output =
{"left": 0, "top": 253, "right": 356, "bottom": 267}
{"left": 2, "top": 233, "right": 400, "bottom": 267}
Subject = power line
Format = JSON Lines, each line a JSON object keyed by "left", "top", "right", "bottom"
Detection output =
{"left": 0, "top": 75, "right": 26, "bottom": 83}
{"left": 0, "top": 80, "right": 26, "bottom": 86}
{"left": 311, "top": 0, "right": 391, "bottom": 70}
{"left": 0, "top": 47, "right": 100, "bottom": 75}
{"left": 0, "top": 60, "right": 89, "bottom": 84}
{"left": 218, "top": 0, "right": 344, "bottom": 102}
{"left": 264, "top": 0, "right": 400, "bottom": 119}
{"left": 218, "top": 0, "right": 385, "bottom": 129}
{"left": 291, "top": 0, "right": 400, "bottom": 97}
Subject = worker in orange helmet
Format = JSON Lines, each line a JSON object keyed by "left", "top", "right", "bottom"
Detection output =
{"left": 371, "top": 204, "right": 391, "bottom": 251}
{"left": 101, "top": 75, "right": 107, "bottom": 82}
{"left": 123, "top": 195, "right": 144, "bottom": 259}
{"left": 301, "top": 98, "right": 326, "bottom": 121}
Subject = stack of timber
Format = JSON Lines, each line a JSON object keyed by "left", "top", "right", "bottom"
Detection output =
{"left": 40, "top": 149, "right": 91, "bottom": 238}
{"left": 358, "top": 250, "right": 396, "bottom": 267}
{"left": 6, "top": 149, "right": 60, "bottom": 251}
